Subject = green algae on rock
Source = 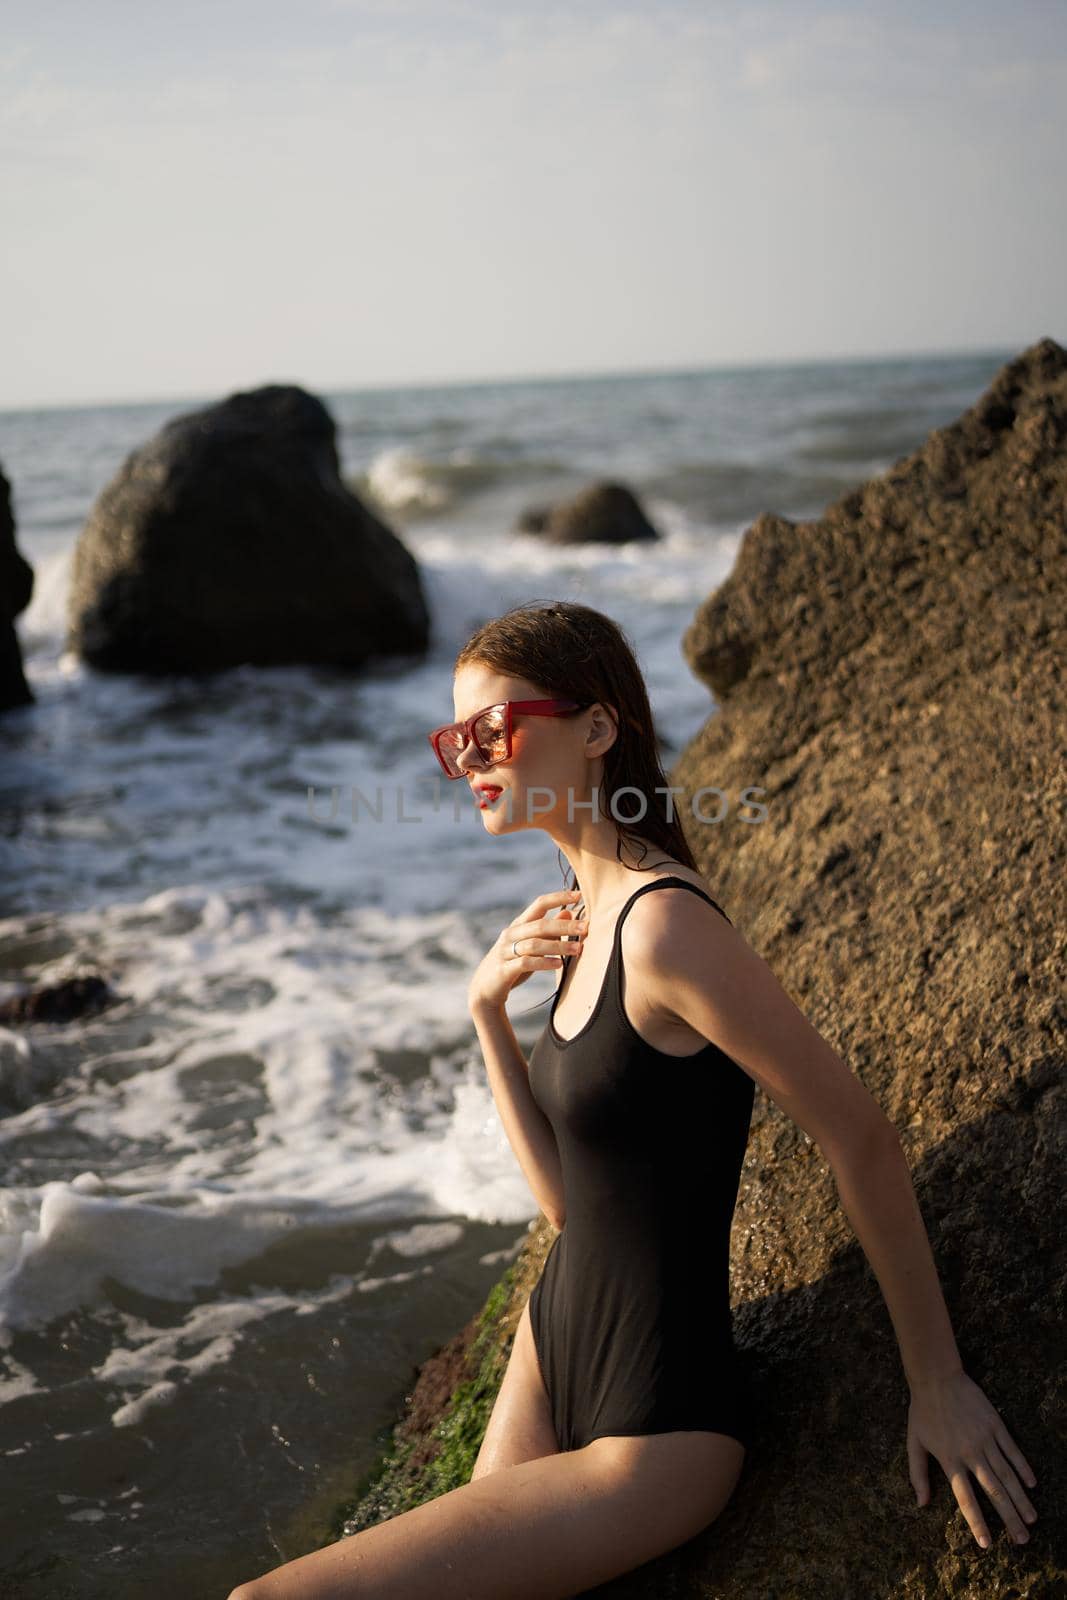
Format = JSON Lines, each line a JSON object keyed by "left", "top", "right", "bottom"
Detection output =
{"left": 328, "top": 1224, "right": 558, "bottom": 1542}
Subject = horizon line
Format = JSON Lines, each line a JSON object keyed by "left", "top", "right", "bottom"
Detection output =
{"left": 0, "top": 338, "right": 1027, "bottom": 419}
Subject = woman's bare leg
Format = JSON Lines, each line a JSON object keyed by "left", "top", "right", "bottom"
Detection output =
{"left": 471, "top": 1297, "right": 559, "bottom": 1478}
{"left": 227, "top": 1428, "right": 744, "bottom": 1600}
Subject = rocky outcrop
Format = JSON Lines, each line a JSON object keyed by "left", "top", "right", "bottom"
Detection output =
{"left": 66, "top": 384, "right": 430, "bottom": 673}
{"left": 0, "top": 462, "right": 34, "bottom": 713}
{"left": 322, "top": 340, "right": 1065, "bottom": 1597}
{"left": 0, "top": 972, "right": 122, "bottom": 1112}
{"left": 0, "top": 973, "right": 118, "bottom": 1026}
{"left": 517, "top": 480, "right": 660, "bottom": 544}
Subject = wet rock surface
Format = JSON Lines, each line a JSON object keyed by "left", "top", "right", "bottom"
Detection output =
{"left": 0, "top": 460, "right": 34, "bottom": 713}
{"left": 0, "top": 973, "right": 118, "bottom": 1026}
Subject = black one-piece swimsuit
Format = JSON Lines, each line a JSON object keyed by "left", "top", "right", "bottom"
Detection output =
{"left": 526, "top": 875, "right": 756, "bottom": 1453}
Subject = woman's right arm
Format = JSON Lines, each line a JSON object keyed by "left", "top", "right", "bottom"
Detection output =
{"left": 470, "top": 1000, "right": 567, "bottom": 1230}
{"left": 466, "top": 888, "right": 587, "bottom": 1231}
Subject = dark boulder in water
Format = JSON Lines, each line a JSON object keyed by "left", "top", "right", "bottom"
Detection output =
{"left": 67, "top": 384, "right": 431, "bottom": 673}
{"left": 0, "top": 972, "right": 118, "bottom": 1025}
{"left": 0, "top": 461, "right": 34, "bottom": 713}
{"left": 516, "top": 479, "right": 660, "bottom": 544}
{"left": 0, "top": 974, "right": 121, "bottom": 1113}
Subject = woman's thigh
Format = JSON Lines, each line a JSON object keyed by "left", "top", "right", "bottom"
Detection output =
{"left": 591, "top": 1428, "right": 746, "bottom": 1529}
{"left": 228, "top": 1430, "right": 742, "bottom": 1600}
{"left": 471, "top": 1295, "right": 559, "bottom": 1478}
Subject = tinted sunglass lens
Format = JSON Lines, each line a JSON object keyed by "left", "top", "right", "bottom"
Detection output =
{"left": 436, "top": 729, "right": 465, "bottom": 775}
{"left": 473, "top": 708, "right": 507, "bottom": 761}
{"left": 434, "top": 708, "right": 507, "bottom": 775}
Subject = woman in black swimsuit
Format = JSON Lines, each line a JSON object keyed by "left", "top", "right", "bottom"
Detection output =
{"left": 228, "top": 600, "right": 1037, "bottom": 1599}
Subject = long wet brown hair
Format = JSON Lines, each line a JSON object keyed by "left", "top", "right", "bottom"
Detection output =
{"left": 453, "top": 599, "right": 702, "bottom": 899}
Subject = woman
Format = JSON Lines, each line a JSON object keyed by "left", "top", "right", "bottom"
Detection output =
{"left": 229, "top": 600, "right": 1038, "bottom": 1599}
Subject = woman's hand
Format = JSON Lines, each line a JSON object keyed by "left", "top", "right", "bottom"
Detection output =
{"left": 907, "top": 1368, "right": 1038, "bottom": 1550}
{"left": 468, "top": 888, "right": 587, "bottom": 1013}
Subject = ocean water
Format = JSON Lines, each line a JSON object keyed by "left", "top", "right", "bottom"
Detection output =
{"left": 0, "top": 349, "right": 1012, "bottom": 1595}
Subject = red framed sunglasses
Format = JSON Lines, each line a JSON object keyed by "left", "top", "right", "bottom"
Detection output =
{"left": 427, "top": 699, "right": 591, "bottom": 778}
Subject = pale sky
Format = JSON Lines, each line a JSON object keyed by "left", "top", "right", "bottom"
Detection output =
{"left": 1, "top": 0, "right": 1064, "bottom": 410}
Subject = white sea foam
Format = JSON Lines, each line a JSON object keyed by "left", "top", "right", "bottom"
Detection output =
{"left": 364, "top": 445, "right": 454, "bottom": 512}
{"left": 0, "top": 482, "right": 752, "bottom": 1354}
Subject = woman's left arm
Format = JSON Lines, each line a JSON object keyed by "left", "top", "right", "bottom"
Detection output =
{"left": 830, "top": 1135, "right": 1037, "bottom": 1548}
{"left": 634, "top": 889, "right": 1040, "bottom": 1550}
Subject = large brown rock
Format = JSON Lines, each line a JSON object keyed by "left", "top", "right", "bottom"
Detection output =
{"left": 67, "top": 384, "right": 430, "bottom": 673}
{"left": 0, "top": 461, "right": 34, "bottom": 712}
{"left": 662, "top": 334, "right": 1064, "bottom": 1596}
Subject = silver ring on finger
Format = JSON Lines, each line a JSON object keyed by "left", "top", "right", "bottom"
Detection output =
{"left": 512, "top": 938, "right": 524, "bottom": 959}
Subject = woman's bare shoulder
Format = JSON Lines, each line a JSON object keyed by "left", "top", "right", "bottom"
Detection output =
{"left": 643, "top": 863, "right": 722, "bottom": 900}
{"left": 625, "top": 866, "right": 734, "bottom": 941}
